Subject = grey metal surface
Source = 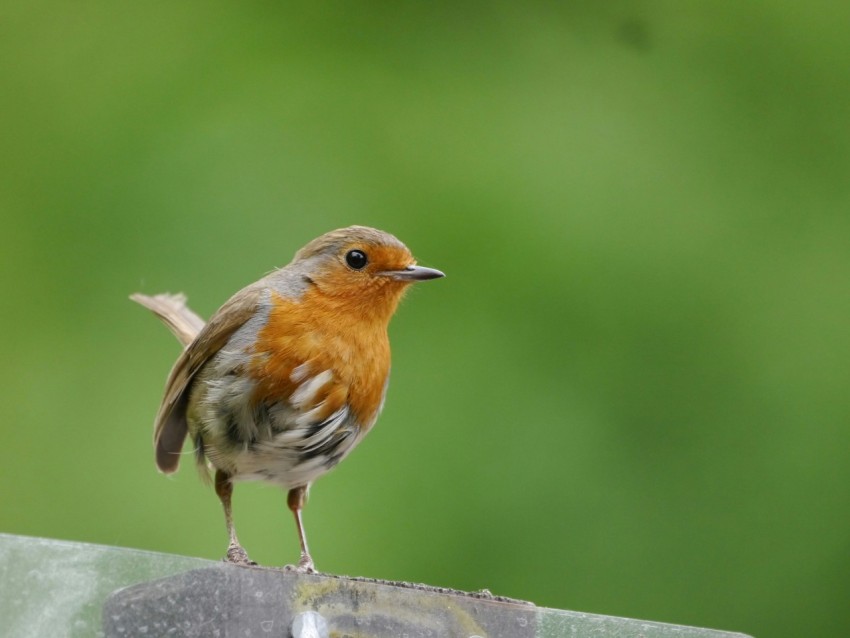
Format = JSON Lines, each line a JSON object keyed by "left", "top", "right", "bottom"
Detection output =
{"left": 102, "top": 565, "right": 538, "bottom": 638}
{"left": 0, "top": 534, "right": 753, "bottom": 638}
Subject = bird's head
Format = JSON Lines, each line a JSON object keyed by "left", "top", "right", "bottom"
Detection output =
{"left": 291, "top": 226, "right": 444, "bottom": 322}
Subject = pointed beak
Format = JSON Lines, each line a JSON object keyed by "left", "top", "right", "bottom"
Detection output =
{"left": 380, "top": 265, "right": 445, "bottom": 282}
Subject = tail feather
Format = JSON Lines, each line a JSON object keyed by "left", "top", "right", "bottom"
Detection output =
{"left": 130, "top": 292, "right": 205, "bottom": 346}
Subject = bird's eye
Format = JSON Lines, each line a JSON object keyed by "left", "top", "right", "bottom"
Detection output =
{"left": 345, "top": 249, "right": 368, "bottom": 270}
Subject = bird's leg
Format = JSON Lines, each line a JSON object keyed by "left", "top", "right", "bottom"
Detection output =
{"left": 286, "top": 485, "right": 316, "bottom": 573}
{"left": 214, "top": 469, "right": 256, "bottom": 566}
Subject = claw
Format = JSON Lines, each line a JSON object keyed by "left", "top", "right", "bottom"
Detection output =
{"left": 284, "top": 556, "right": 317, "bottom": 574}
{"left": 225, "top": 544, "right": 258, "bottom": 566}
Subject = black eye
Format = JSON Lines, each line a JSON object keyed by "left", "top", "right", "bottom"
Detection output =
{"left": 345, "top": 249, "right": 368, "bottom": 270}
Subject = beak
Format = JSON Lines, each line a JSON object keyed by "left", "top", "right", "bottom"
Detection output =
{"left": 380, "top": 265, "right": 445, "bottom": 282}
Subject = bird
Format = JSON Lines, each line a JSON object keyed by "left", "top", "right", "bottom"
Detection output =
{"left": 131, "top": 225, "right": 444, "bottom": 572}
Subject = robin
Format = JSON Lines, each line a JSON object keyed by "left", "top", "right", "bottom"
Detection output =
{"left": 132, "top": 225, "right": 444, "bottom": 572}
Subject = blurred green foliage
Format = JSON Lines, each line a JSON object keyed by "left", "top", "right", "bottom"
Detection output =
{"left": 1, "top": 2, "right": 848, "bottom": 637}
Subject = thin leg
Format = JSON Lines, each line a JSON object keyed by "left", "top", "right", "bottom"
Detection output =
{"left": 286, "top": 485, "right": 316, "bottom": 573}
{"left": 214, "top": 470, "right": 256, "bottom": 566}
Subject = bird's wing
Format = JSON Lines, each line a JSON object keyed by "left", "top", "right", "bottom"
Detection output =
{"left": 151, "top": 284, "right": 264, "bottom": 473}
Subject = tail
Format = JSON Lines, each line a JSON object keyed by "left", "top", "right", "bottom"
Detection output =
{"left": 132, "top": 292, "right": 206, "bottom": 474}
{"left": 130, "top": 292, "right": 205, "bottom": 346}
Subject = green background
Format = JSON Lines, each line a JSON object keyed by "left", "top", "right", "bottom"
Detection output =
{"left": 2, "top": 3, "right": 848, "bottom": 637}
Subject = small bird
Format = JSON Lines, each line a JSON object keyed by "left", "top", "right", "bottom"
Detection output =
{"left": 132, "top": 226, "right": 444, "bottom": 572}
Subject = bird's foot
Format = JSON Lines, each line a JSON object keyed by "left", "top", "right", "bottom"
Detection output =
{"left": 284, "top": 554, "right": 317, "bottom": 574}
{"left": 224, "top": 544, "right": 258, "bottom": 566}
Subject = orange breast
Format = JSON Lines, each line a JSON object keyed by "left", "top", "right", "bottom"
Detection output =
{"left": 249, "top": 290, "right": 391, "bottom": 428}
